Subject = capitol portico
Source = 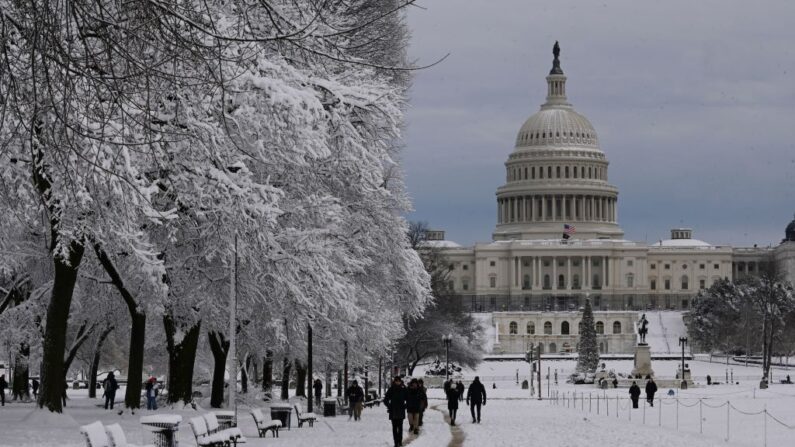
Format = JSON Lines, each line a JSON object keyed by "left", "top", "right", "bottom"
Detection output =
{"left": 426, "top": 43, "right": 795, "bottom": 325}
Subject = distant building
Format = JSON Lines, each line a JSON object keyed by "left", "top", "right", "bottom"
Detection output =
{"left": 428, "top": 45, "right": 795, "bottom": 320}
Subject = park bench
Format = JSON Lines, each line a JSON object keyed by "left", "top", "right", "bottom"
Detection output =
{"left": 294, "top": 404, "right": 317, "bottom": 428}
{"left": 336, "top": 396, "right": 351, "bottom": 415}
{"left": 249, "top": 408, "right": 281, "bottom": 438}
{"left": 204, "top": 412, "right": 246, "bottom": 446}
{"left": 188, "top": 416, "right": 229, "bottom": 447}
{"left": 105, "top": 423, "right": 154, "bottom": 447}
{"left": 363, "top": 391, "right": 380, "bottom": 408}
{"left": 80, "top": 421, "right": 111, "bottom": 447}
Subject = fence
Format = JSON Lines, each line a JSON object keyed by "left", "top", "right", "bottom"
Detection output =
{"left": 550, "top": 390, "right": 795, "bottom": 446}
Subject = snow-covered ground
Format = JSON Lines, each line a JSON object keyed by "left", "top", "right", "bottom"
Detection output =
{"left": 1, "top": 358, "right": 793, "bottom": 446}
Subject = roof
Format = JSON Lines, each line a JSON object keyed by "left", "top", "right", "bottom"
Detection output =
{"left": 419, "top": 240, "right": 462, "bottom": 248}
{"left": 651, "top": 239, "right": 712, "bottom": 248}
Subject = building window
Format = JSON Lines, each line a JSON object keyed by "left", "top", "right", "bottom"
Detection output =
{"left": 627, "top": 260, "right": 634, "bottom": 267}
{"left": 549, "top": 342, "right": 557, "bottom": 353}
{"left": 544, "top": 321, "right": 552, "bottom": 335}
{"left": 651, "top": 264, "right": 656, "bottom": 270}
{"left": 523, "top": 274, "right": 531, "bottom": 289}
{"left": 561, "top": 321, "right": 570, "bottom": 335}
{"left": 558, "top": 259, "right": 565, "bottom": 267}
{"left": 664, "top": 264, "right": 670, "bottom": 270}
{"left": 596, "top": 321, "right": 604, "bottom": 334}
{"left": 664, "top": 279, "right": 671, "bottom": 290}
{"left": 682, "top": 264, "right": 687, "bottom": 270}
{"left": 626, "top": 274, "right": 634, "bottom": 288}
{"left": 613, "top": 321, "right": 622, "bottom": 334}
{"left": 650, "top": 279, "right": 657, "bottom": 290}
{"left": 538, "top": 343, "right": 545, "bottom": 354}
{"left": 543, "top": 260, "right": 550, "bottom": 267}
{"left": 462, "top": 279, "right": 469, "bottom": 291}
{"left": 489, "top": 276, "right": 496, "bottom": 288}
{"left": 509, "top": 321, "right": 518, "bottom": 335}
{"left": 523, "top": 260, "right": 530, "bottom": 267}
{"left": 714, "top": 264, "right": 719, "bottom": 270}
{"left": 681, "top": 275, "right": 688, "bottom": 290}
{"left": 543, "top": 275, "right": 551, "bottom": 290}
{"left": 527, "top": 322, "right": 535, "bottom": 335}
{"left": 699, "top": 264, "right": 705, "bottom": 270}
{"left": 557, "top": 274, "right": 565, "bottom": 289}
{"left": 556, "top": 166, "right": 561, "bottom": 178}
{"left": 463, "top": 264, "right": 468, "bottom": 271}
{"left": 573, "top": 274, "right": 580, "bottom": 289}
{"left": 490, "top": 260, "right": 496, "bottom": 267}
{"left": 699, "top": 279, "right": 705, "bottom": 289}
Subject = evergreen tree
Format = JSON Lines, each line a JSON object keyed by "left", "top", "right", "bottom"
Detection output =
{"left": 576, "top": 298, "right": 600, "bottom": 373}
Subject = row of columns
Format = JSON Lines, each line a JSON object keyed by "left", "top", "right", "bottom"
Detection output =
{"left": 497, "top": 194, "right": 616, "bottom": 224}
{"left": 509, "top": 255, "right": 610, "bottom": 291}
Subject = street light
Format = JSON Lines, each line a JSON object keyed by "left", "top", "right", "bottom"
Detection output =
{"left": 678, "top": 337, "right": 688, "bottom": 389}
{"left": 442, "top": 334, "right": 453, "bottom": 383}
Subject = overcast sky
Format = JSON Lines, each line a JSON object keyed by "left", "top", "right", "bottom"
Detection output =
{"left": 401, "top": 0, "right": 795, "bottom": 247}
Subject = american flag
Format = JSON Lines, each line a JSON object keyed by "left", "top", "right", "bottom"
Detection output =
{"left": 564, "top": 224, "right": 576, "bottom": 235}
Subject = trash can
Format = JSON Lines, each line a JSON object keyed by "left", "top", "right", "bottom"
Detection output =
{"left": 323, "top": 398, "right": 337, "bottom": 417}
{"left": 270, "top": 403, "right": 293, "bottom": 430}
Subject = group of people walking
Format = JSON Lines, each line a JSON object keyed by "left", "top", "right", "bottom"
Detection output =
{"left": 383, "top": 376, "right": 428, "bottom": 447}
{"left": 628, "top": 376, "right": 657, "bottom": 408}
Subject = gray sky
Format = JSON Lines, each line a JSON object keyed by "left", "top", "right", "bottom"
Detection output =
{"left": 402, "top": 0, "right": 795, "bottom": 247}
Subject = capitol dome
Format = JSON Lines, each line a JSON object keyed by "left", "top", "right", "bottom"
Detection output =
{"left": 493, "top": 42, "right": 624, "bottom": 241}
{"left": 515, "top": 106, "right": 599, "bottom": 149}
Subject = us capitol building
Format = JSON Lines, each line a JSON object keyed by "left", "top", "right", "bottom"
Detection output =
{"left": 425, "top": 44, "right": 795, "bottom": 354}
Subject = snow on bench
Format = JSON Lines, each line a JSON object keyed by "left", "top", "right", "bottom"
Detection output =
{"left": 105, "top": 423, "right": 154, "bottom": 447}
{"left": 294, "top": 404, "right": 317, "bottom": 428}
{"left": 80, "top": 421, "right": 111, "bottom": 447}
{"left": 189, "top": 416, "right": 228, "bottom": 447}
{"left": 204, "top": 412, "right": 246, "bottom": 446}
{"left": 249, "top": 408, "right": 282, "bottom": 438}
{"left": 139, "top": 415, "right": 183, "bottom": 426}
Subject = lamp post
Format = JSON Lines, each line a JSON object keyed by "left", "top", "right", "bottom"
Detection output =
{"left": 678, "top": 337, "right": 688, "bottom": 389}
{"left": 307, "top": 323, "right": 313, "bottom": 413}
{"left": 442, "top": 334, "right": 453, "bottom": 383}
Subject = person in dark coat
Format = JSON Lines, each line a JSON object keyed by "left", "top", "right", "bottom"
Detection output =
{"left": 612, "top": 377, "right": 618, "bottom": 388}
{"left": 347, "top": 380, "right": 365, "bottom": 421}
{"left": 0, "top": 374, "right": 7, "bottom": 406}
{"left": 384, "top": 377, "right": 407, "bottom": 447}
{"left": 466, "top": 376, "right": 487, "bottom": 423}
{"left": 629, "top": 381, "right": 641, "bottom": 409}
{"left": 456, "top": 381, "right": 464, "bottom": 402}
{"left": 417, "top": 379, "right": 428, "bottom": 427}
{"left": 102, "top": 372, "right": 119, "bottom": 410}
{"left": 31, "top": 379, "right": 39, "bottom": 399}
{"left": 313, "top": 379, "right": 323, "bottom": 407}
{"left": 405, "top": 379, "right": 423, "bottom": 434}
{"left": 645, "top": 377, "right": 658, "bottom": 407}
{"left": 446, "top": 382, "right": 459, "bottom": 425}
{"left": 706, "top": 375, "right": 712, "bottom": 385}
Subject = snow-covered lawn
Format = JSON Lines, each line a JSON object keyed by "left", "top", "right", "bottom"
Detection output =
{"left": 2, "top": 359, "right": 793, "bottom": 446}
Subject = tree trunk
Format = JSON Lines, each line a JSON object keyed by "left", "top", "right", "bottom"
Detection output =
{"left": 280, "top": 358, "right": 291, "bottom": 401}
{"left": 38, "top": 240, "right": 85, "bottom": 412}
{"left": 241, "top": 355, "right": 250, "bottom": 394}
{"left": 207, "top": 331, "right": 230, "bottom": 408}
{"left": 251, "top": 358, "right": 259, "bottom": 388}
{"left": 164, "top": 316, "right": 202, "bottom": 404}
{"left": 295, "top": 360, "right": 306, "bottom": 397}
{"left": 263, "top": 352, "right": 273, "bottom": 396}
{"left": 12, "top": 343, "right": 30, "bottom": 401}
{"left": 88, "top": 326, "right": 114, "bottom": 399}
{"left": 325, "top": 365, "right": 332, "bottom": 397}
{"left": 92, "top": 243, "right": 147, "bottom": 409}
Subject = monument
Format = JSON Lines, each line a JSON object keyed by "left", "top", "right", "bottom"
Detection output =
{"left": 631, "top": 314, "right": 654, "bottom": 378}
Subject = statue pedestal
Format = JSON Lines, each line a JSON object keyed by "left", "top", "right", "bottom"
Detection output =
{"left": 631, "top": 344, "right": 654, "bottom": 378}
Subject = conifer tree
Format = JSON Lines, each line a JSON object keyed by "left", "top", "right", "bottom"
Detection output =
{"left": 576, "top": 298, "right": 600, "bottom": 372}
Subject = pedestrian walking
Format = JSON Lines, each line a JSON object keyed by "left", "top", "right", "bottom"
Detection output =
{"left": 645, "top": 377, "right": 657, "bottom": 407}
{"left": 466, "top": 376, "right": 487, "bottom": 423}
{"left": 145, "top": 377, "right": 158, "bottom": 410}
{"left": 706, "top": 374, "right": 712, "bottom": 385}
{"left": 102, "top": 372, "right": 119, "bottom": 410}
{"left": 0, "top": 374, "right": 7, "bottom": 406}
{"left": 31, "top": 379, "right": 39, "bottom": 399}
{"left": 629, "top": 381, "right": 641, "bottom": 409}
{"left": 612, "top": 377, "right": 618, "bottom": 388}
{"left": 405, "top": 379, "right": 422, "bottom": 434}
{"left": 347, "top": 380, "right": 365, "bottom": 421}
{"left": 417, "top": 379, "right": 428, "bottom": 427}
{"left": 384, "top": 376, "right": 407, "bottom": 447}
{"left": 313, "top": 379, "right": 323, "bottom": 408}
{"left": 445, "top": 381, "right": 459, "bottom": 426}
{"left": 456, "top": 381, "right": 464, "bottom": 402}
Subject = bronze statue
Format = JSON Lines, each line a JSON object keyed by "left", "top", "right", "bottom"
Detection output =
{"left": 553, "top": 41, "right": 560, "bottom": 60}
{"left": 638, "top": 314, "right": 649, "bottom": 344}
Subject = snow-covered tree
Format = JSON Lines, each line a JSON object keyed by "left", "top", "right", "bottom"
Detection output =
{"left": 576, "top": 298, "right": 599, "bottom": 373}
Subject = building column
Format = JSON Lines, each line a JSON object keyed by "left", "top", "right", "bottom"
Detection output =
{"left": 601, "top": 256, "right": 606, "bottom": 288}
{"left": 534, "top": 257, "right": 540, "bottom": 288}
{"left": 591, "top": 196, "right": 595, "bottom": 221}
{"left": 551, "top": 196, "right": 557, "bottom": 222}
{"left": 541, "top": 196, "right": 546, "bottom": 221}
{"left": 604, "top": 256, "right": 609, "bottom": 287}
{"left": 585, "top": 256, "right": 590, "bottom": 289}
{"left": 515, "top": 256, "right": 519, "bottom": 287}
{"left": 552, "top": 256, "right": 557, "bottom": 290}
{"left": 566, "top": 257, "right": 572, "bottom": 290}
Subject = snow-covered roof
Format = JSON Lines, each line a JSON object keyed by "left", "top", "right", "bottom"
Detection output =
{"left": 420, "top": 240, "right": 462, "bottom": 248}
{"left": 651, "top": 239, "right": 712, "bottom": 248}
